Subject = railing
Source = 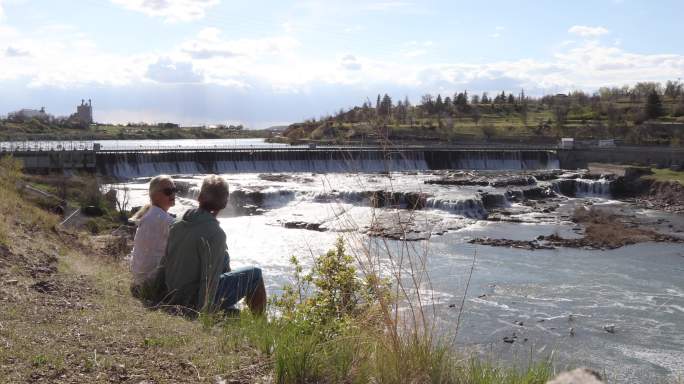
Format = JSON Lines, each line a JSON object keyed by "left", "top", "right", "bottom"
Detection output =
{"left": 0, "top": 141, "right": 94, "bottom": 152}
{"left": 2, "top": 140, "right": 681, "bottom": 154}
{"left": 95, "top": 143, "right": 561, "bottom": 153}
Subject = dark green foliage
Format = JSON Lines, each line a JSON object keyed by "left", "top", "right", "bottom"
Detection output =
{"left": 646, "top": 89, "right": 664, "bottom": 119}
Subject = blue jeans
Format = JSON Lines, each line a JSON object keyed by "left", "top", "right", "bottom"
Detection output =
{"left": 214, "top": 266, "right": 263, "bottom": 311}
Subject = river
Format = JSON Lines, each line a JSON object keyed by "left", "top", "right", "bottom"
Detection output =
{"left": 109, "top": 139, "right": 684, "bottom": 383}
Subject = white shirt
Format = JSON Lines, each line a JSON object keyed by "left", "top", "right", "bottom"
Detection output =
{"left": 130, "top": 205, "right": 175, "bottom": 284}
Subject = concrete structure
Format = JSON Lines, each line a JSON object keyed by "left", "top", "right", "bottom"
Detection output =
{"left": 5, "top": 143, "right": 683, "bottom": 175}
{"left": 8, "top": 107, "right": 51, "bottom": 122}
{"left": 70, "top": 99, "right": 93, "bottom": 125}
{"left": 560, "top": 138, "right": 574, "bottom": 149}
{"left": 10, "top": 150, "right": 97, "bottom": 173}
{"left": 558, "top": 147, "right": 684, "bottom": 169}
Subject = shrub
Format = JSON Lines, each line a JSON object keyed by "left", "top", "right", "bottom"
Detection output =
{"left": 84, "top": 219, "right": 101, "bottom": 235}
{"left": 0, "top": 156, "right": 22, "bottom": 184}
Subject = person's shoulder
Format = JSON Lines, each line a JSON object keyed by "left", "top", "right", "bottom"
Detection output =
{"left": 146, "top": 206, "right": 172, "bottom": 223}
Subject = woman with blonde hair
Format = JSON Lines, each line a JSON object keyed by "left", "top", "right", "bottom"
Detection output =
{"left": 130, "top": 175, "right": 177, "bottom": 299}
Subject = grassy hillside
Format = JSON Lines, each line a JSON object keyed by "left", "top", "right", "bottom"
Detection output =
{"left": 279, "top": 85, "right": 684, "bottom": 146}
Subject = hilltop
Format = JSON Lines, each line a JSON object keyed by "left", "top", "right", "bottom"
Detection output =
{"left": 278, "top": 81, "right": 684, "bottom": 146}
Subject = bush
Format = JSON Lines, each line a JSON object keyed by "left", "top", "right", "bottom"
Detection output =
{"left": 84, "top": 219, "right": 101, "bottom": 235}
{"left": 79, "top": 177, "right": 104, "bottom": 210}
{"left": 0, "top": 156, "right": 22, "bottom": 185}
{"left": 222, "top": 238, "right": 553, "bottom": 384}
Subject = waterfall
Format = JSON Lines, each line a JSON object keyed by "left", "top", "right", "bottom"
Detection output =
{"left": 552, "top": 178, "right": 614, "bottom": 197}
{"left": 425, "top": 197, "right": 488, "bottom": 218}
{"left": 97, "top": 149, "right": 560, "bottom": 178}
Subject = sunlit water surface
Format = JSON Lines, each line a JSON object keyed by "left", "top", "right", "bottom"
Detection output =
{"left": 119, "top": 171, "right": 684, "bottom": 383}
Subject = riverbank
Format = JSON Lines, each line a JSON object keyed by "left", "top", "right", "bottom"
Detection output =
{"left": 0, "top": 121, "right": 273, "bottom": 141}
{"left": 0, "top": 161, "right": 568, "bottom": 383}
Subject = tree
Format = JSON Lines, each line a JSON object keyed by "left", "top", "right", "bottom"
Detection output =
{"left": 481, "top": 92, "right": 489, "bottom": 104}
{"left": 519, "top": 103, "right": 528, "bottom": 126}
{"left": 443, "top": 96, "right": 452, "bottom": 112}
{"left": 633, "top": 82, "right": 661, "bottom": 100}
{"left": 435, "top": 94, "right": 444, "bottom": 114}
{"left": 551, "top": 97, "right": 570, "bottom": 131}
{"left": 454, "top": 92, "right": 468, "bottom": 109}
{"left": 471, "top": 106, "right": 481, "bottom": 125}
{"left": 481, "top": 124, "right": 496, "bottom": 140}
{"left": 664, "top": 80, "right": 683, "bottom": 100}
{"left": 605, "top": 102, "right": 622, "bottom": 136}
{"left": 420, "top": 94, "right": 434, "bottom": 115}
{"left": 645, "top": 89, "right": 663, "bottom": 119}
{"left": 470, "top": 95, "right": 480, "bottom": 104}
{"left": 507, "top": 94, "right": 515, "bottom": 104}
{"left": 113, "top": 185, "right": 131, "bottom": 222}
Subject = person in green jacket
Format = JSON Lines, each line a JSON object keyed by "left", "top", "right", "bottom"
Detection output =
{"left": 161, "top": 175, "right": 267, "bottom": 314}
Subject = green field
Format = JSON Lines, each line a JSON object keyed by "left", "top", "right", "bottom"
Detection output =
{"left": 647, "top": 168, "right": 684, "bottom": 185}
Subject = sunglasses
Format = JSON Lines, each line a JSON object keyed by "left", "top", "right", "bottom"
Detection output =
{"left": 161, "top": 187, "right": 178, "bottom": 196}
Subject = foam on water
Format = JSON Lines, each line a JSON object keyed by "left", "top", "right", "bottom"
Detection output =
{"left": 114, "top": 170, "right": 683, "bottom": 383}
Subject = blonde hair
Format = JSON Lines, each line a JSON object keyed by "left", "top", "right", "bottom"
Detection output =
{"left": 131, "top": 175, "right": 173, "bottom": 222}
{"left": 198, "top": 175, "right": 229, "bottom": 213}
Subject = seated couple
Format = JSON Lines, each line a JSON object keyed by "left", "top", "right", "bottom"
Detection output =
{"left": 129, "top": 175, "right": 266, "bottom": 314}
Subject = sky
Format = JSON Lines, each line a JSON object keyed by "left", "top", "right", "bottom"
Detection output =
{"left": 0, "top": 0, "right": 683, "bottom": 128}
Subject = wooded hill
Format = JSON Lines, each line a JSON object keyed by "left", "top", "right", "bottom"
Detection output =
{"left": 281, "top": 80, "right": 684, "bottom": 146}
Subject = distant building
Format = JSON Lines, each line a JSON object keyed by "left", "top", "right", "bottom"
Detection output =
{"left": 70, "top": 99, "right": 93, "bottom": 125}
{"left": 157, "top": 122, "right": 180, "bottom": 129}
{"left": 8, "top": 107, "right": 51, "bottom": 122}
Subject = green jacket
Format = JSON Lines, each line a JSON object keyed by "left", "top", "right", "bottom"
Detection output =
{"left": 161, "top": 208, "right": 226, "bottom": 311}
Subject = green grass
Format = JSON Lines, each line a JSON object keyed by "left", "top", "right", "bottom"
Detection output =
{"left": 220, "top": 312, "right": 554, "bottom": 384}
{"left": 647, "top": 168, "right": 684, "bottom": 185}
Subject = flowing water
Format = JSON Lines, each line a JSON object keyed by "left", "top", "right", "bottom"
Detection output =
{"left": 110, "top": 140, "right": 684, "bottom": 383}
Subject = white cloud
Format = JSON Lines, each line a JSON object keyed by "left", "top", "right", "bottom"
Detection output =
{"left": 3, "top": 19, "right": 684, "bottom": 125}
{"left": 181, "top": 28, "right": 300, "bottom": 60}
{"left": 340, "top": 54, "right": 362, "bottom": 71}
{"left": 110, "top": 0, "right": 220, "bottom": 22}
{"left": 568, "top": 25, "right": 610, "bottom": 38}
{"left": 0, "top": 21, "right": 147, "bottom": 86}
{"left": 5, "top": 45, "right": 30, "bottom": 57}
{"left": 145, "top": 57, "right": 203, "bottom": 83}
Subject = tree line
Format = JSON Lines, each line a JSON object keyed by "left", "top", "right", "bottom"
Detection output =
{"left": 327, "top": 80, "right": 683, "bottom": 126}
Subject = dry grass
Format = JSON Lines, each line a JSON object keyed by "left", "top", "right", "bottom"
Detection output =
{"left": 570, "top": 206, "right": 678, "bottom": 248}
{"left": 0, "top": 227, "right": 267, "bottom": 383}
{"left": 646, "top": 168, "right": 684, "bottom": 185}
{"left": 0, "top": 158, "right": 267, "bottom": 383}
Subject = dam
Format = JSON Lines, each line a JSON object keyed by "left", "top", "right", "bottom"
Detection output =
{"left": 3, "top": 141, "right": 683, "bottom": 177}
{"left": 95, "top": 146, "right": 560, "bottom": 178}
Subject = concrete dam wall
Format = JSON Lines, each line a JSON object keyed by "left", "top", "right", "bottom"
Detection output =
{"left": 557, "top": 147, "right": 684, "bottom": 169}
{"left": 95, "top": 149, "right": 560, "bottom": 178}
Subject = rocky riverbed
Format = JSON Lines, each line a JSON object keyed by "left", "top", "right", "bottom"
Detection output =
{"left": 171, "top": 169, "right": 684, "bottom": 249}
{"left": 115, "top": 168, "right": 684, "bottom": 383}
